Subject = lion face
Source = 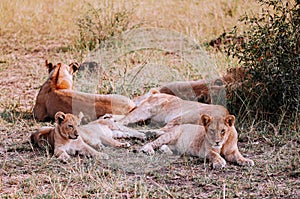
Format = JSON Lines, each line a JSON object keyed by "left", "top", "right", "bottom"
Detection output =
{"left": 200, "top": 114, "right": 235, "bottom": 149}
{"left": 55, "top": 112, "right": 80, "bottom": 140}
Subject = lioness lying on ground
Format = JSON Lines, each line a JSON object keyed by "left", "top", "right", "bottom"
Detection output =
{"left": 120, "top": 91, "right": 254, "bottom": 167}
{"left": 141, "top": 114, "right": 254, "bottom": 169}
{"left": 31, "top": 112, "right": 108, "bottom": 162}
{"left": 158, "top": 67, "right": 248, "bottom": 103}
{"left": 159, "top": 78, "right": 225, "bottom": 104}
{"left": 120, "top": 89, "right": 229, "bottom": 128}
{"left": 33, "top": 60, "right": 135, "bottom": 121}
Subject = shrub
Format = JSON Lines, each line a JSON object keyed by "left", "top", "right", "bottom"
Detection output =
{"left": 76, "top": 2, "right": 135, "bottom": 50}
{"left": 225, "top": 0, "right": 300, "bottom": 128}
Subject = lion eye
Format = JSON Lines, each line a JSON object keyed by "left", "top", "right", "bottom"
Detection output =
{"left": 68, "top": 124, "right": 74, "bottom": 129}
{"left": 210, "top": 130, "right": 215, "bottom": 134}
{"left": 221, "top": 129, "right": 226, "bottom": 135}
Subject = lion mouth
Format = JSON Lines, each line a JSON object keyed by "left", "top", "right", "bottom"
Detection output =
{"left": 69, "top": 135, "right": 78, "bottom": 139}
{"left": 212, "top": 145, "right": 222, "bottom": 149}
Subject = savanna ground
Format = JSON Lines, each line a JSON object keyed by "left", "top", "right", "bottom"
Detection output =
{"left": 0, "top": 0, "right": 299, "bottom": 198}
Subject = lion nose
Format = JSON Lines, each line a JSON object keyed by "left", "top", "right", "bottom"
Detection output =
{"left": 215, "top": 141, "right": 220, "bottom": 145}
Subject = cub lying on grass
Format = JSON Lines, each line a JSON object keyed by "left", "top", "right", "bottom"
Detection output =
{"left": 31, "top": 112, "right": 146, "bottom": 161}
{"left": 31, "top": 112, "right": 108, "bottom": 162}
{"left": 141, "top": 114, "right": 254, "bottom": 169}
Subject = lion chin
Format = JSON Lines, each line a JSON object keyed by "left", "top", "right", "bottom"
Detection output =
{"left": 212, "top": 145, "right": 222, "bottom": 149}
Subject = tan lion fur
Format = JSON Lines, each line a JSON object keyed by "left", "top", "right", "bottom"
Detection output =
{"left": 159, "top": 78, "right": 225, "bottom": 104}
{"left": 33, "top": 60, "right": 135, "bottom": 121}
{"left": 120, "top": 90, "right": 229, "bottom": 128}
{"left": 31, "top": 112, "right": 146, "bottom": 159}
{"left": 141, "top": 114, "right": 254, "bottom": 169}
{"left": 158, "top": 67, "right": 248, "bottom": 103}
{"left": 78, "top": 114, "right": 146, "bottom": 150}
{"left": 30, "top": 112, "right": 108, "bottom": 162}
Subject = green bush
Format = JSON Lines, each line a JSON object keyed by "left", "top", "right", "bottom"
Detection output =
{"left": 226, "top": 0, "right": 300, "bottom": 127}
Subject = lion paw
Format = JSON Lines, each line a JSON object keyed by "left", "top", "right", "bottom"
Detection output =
{"left": 96, "top": 152, "right": 109, "bottom": 160}
{"left": 212, "top": 157, "right": 226, "bottom": 169}
{"left": 95, "top": 143, "right": 105, "bottom": 151}
{"left": 140, "top": 144, "right": 155, "bottom": 155}
{"left": 159, "top": 145, "right": 173, "bottom": 155}
{"left": 238, "top": 158, "right": 254, "bottom": 166}
{"left": 121, "top": 142, "right": 131, "bottom": 148}
{"left": 57, "top": 153, "right": 70, "bottom": 162}
{"left": 136, "top": 133, "right": 147, "bottom": 140}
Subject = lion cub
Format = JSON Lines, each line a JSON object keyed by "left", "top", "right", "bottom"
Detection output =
{"left": 31, "top": 112, "right": 108, "bottom": 162}
{"left": 141, "top": 114, "right": 254, "bottom": 169}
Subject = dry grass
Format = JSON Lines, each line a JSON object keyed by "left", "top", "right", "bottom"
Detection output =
{"left": 0, "top": 0, "right": 299, "bottom": 198}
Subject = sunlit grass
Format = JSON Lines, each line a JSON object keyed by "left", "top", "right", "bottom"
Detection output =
{"left": 0, "top": 0, "right": 259, "bottom": 50}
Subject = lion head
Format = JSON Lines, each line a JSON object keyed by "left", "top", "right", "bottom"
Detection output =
{"left": 55, "top": 111, "right": 80, "bottom": 140}
{"left": 46, "top": 60, "right": 80, "bottom": 90}
{"left": 200, "top": 114, "right": 235, "bottom": 149}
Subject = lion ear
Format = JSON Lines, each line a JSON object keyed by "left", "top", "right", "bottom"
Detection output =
{"left": 69, "top": 62, "right": 80, "bottom": 74}
{"left": 45, "top": 60, "right": 54, "bottom": 74}
{"left": 199, "top": 114, "right": 211, "bottom": 127}
{"left": 55, "top": 112, "right": 66, "bottom": 124}
{"left": 225, "top": 115, "right": 235, "bottom": 127}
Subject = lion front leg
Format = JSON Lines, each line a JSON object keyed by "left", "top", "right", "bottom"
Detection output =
{"left": 207, "top": 150, "right": 227, "bottom": 169}
{"left": 112, "top": 129, "right": 146, "bottom": 141}
{"left": 224, "top": 149, "right": 254, "bottom": 166}
{"left": 96, "top": 118, "right": 147, "bottom": 140}
{"left": 119, "top": 107, "right": 153, "bottom": 126}
{"left": 78, "top": 142, "right": 109, "bottom": 160}
{"left": 140, "top": 130, "right": 180, "bottom": 155}
{"left": 222, "top": 127, "right": 254, "bottom": 167}
{"left": 54, "top": 148, "right": 70, "bottom": 162}
{"left": 99, "top": 136, "right": 131, "bottom": 148}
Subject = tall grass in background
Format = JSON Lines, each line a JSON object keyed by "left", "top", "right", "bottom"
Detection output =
{"left": 0, "top": 0, "right": 259, "bottom": 57}
{"left": 76, "top": 2, "right": 138, "bottom": 50}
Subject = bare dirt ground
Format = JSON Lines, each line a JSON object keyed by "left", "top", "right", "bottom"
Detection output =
{"left": 0, "top": 0, "right": 299, "bottom": 198}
